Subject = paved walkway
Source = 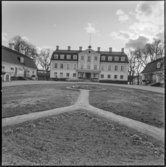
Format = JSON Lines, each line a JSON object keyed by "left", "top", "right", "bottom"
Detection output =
{"left": 2, "top": 80, "right": 164, "bottom": 93}
{"left": 2, "top": 86, "right": 164, "bottom": 144}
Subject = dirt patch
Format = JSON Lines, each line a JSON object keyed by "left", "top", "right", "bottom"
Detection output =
{"left": 2, "top": 110, "right": 164, "bottom": 165}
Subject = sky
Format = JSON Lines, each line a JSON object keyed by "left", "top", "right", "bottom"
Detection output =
{"left": 2, "top": 1, "right": 164, "bottom": 54}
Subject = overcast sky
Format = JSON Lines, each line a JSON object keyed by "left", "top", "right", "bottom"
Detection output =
{"left": 2, "top": 1, "right": 164, "bottom": 53}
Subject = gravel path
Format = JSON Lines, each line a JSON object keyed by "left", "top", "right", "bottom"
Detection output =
{"left": 2, "top": 87, "right": 164, "bottom": 144}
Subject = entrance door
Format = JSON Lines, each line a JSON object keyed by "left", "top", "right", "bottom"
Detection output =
{"left": 6, "top": 74, "right": 9, "bottom": 81}
{"left": 86, "top": 73, "right": 91, "bottom": 79}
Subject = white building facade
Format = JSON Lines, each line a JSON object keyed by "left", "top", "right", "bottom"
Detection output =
{"left": 50, "top": 46, "right": 129, "bottom": 83}
{"left": 2, "top": 43, "right": 37, "bottom": 81}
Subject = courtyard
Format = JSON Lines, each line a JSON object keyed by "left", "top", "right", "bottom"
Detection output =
{"left": 2, "top": 81, "right": 165, "bottom": 165}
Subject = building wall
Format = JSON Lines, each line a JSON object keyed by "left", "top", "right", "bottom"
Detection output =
{"left": 99, "top": 62, "right": 128, "bottom": 80}
{"left": 78, "top": 49, "right": 100, "bottom": 70}
{"left": 50, "top": 60, "right": 77, "bottom": 78}
{"left": 2, "top": 61, "right": 37, "bottom": 77}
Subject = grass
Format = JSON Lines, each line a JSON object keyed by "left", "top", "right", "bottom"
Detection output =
{"left": 87, "top": 85, "right": 164, "bottom": 128}
{"left": 2, "top": 84, "right": 79, "bottom": 118}
{"left": 2, "top": 110, "right": 164, "bottom": 165}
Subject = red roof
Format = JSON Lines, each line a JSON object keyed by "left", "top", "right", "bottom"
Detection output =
{"left": 2, "top": 45, "right": 37, "bottom": 69}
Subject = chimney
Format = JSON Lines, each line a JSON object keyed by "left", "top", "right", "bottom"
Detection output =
{"left": 109, "top": 47, "right": 112, "bottom": 52}
{"left": 121, "top": 48, "right": 124, "bottom": 53}
{"left": 79, "top": 46, "right": 82, "bottom": 51}
{"left": 68, "top": 46, "right": 71, "bottom": 51}
{"left": 9, "top": 41, "right": 15, "bottom": 50}
{"left": 20, "top": 48, "right": 25, "bottom": 55}
{"left": 56, "top": 45, "right": 59, "bottom": 50}
{"left": 97, "top": 47, "right": 100, "bottom": 52}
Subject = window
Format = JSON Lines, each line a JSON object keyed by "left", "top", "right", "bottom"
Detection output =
{"left": 101, "top": 56, "right": 105, "bottom": 61}
{"left": 120, "top": 75, "right": 123, "bottom": 79}
{"left": 108, "top": 56, "right": 112, "bottom": 61}
{"left": 94, "top": 65, "right": 97, "bottom": 70}
{"left": 54, "top": 54, "right": 58, "bottom": 59}
{"left": 115, "top": 56, "right": 119, "bottom": 61}
{"left": 81, "top": 56, "right": 84, "bottom": 60}
{"left": 54, "top": 72, "right": 57, "bottom": 77}
{"left": 115, "top": 66, "right": 118, "bottom": 71}
{"left": 66, "top": 73, "right": 70, "bottom": 77}
{"left": 55, "top": 63, "right": 58, "bottom": 68}
{"left": 157, "top": 62, "right": 161, "bottom": 68}
{"left": 2, "top": 66, "right": 5, "bottom": 69}
{"left": 114, "top": 75, "right": 117, "bottom": 79}
{"left": 32, "top": 71, "right": 35, "bottom": 74}
{"left": 101, "top": 74, "right": 104, "bottom": 78}
{"left": 121, "top": 57, "right": 125, "bottom": 61}
{"left": 67, "top": 64, "right": 70, "bottom": 69}
{"left": 74, "top": 64, "right": 77, "bottom": 69}
{"left": 87, "top": 56, "right": 91, "bottom": 62}
{"left": 101, "top": 65, "right": 104, "bottom": 70}
{"left": 108, "top": 75, "right": 111, "bottom": 79}
{"left": 60, "top": 73, "right": 63, "bottom": 77}
{"left": 20, "top": 57, "right": 24, "bottom": 63}
{"left": 87, "top": 65, "right": 90, "bottom": 69}
{"left": 121, "top": 66, "right": 124, "bottom": 71}
{"left": 67, "top": 54, "right": 71, "bottom": 59}
{"left": 60, "top": 54, "right": 64, "bottom": 59}
{"left": 60, "top": 63, "right": 63, "bottom": 69}
{"left": 108, "top": 65, "right": 111, "bottom": 71}
{"left": 73, "top": 73, "right": 76, "bottom": 77}
{"left": 94, "top": 56, "right": 97, "bottom": 61}
{"left": 11, "top": 67, "right": 14, "bottom": 70}
{"left": 73, "top": 55, "right": 77, "bottom": 59}
{"left": 81, "top": 64, "right": 84, "bottom": 69}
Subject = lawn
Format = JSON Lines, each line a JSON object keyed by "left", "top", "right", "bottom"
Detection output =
{"left": 2, "top": 84, "right": 79, "bottom": 118}
{"left": 2, "top": 110, "right": 164, "bottom": 165}
{"left": 88, "top": 85, "right": 164, "bottom": 128}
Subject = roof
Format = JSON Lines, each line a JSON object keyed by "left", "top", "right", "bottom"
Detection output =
{"left": 2, "top": 45, "right": 37, "bottom": 69}
{"left": 51, "top": 48, "right": 129, "bottom": 63}
{"left": 141, "top": 57, "right": 165, "bottom": 74}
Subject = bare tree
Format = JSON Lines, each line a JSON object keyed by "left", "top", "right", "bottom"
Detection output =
{"left": 145, "top": 39, "right": 164, "bottom": 61}
{"left": 134, "top": 47, "right": 149, "bottom": 69}
{"left": 127, "top": 50, "right": 139, "bottom": 84}
{"left": 38, "top": 48, "right": 52, "bottom": 71}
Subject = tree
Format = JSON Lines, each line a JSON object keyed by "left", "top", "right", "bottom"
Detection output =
{"left": 145, "top": 39, "right": 164, "bottom": 61}
{"left": 38, "top": 48, "right": 52, "bottom": 71}
{"left": 127, "top": 50, "right": 140, "bottom": 85}
{"left": 134, "top": 47, "right": 149, "bottom": 69}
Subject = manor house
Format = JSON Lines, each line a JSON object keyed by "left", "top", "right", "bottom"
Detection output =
{"left": 50, "top": 45, "right": 129, "bottom": 83}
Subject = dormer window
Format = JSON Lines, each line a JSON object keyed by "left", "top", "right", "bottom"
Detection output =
{"left": 157, "top": 62, "right": 161, "bottom": 68}
{"left": 101, "top": 56, "right": 105, "bottom": 61}
{"left": 108, "top": 56, "right": 112, "bottom": 61}
{"left": 54, "top": 54, "right": 58, "bottom": 59}
{"left": 121, "top": 57, "right": 125, "bottom": 61}
{"left": 60, "top": 54, "right": 64, "bottom": 59}
{"left": 67, "top": 54, "right": 71, "bottom": 59}
{"left": 115, "top": 56, "right": 119, "bottom": 61}
{"left": 73, "top": 55, "right": 77, "bottom": 59}
{"left": 20, "top": 57, "right": 24, "bottom": 63}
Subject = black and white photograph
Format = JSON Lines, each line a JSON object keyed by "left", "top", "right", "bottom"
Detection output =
{"left": 2, "top": 1, "right": 165, "bottom": 165}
